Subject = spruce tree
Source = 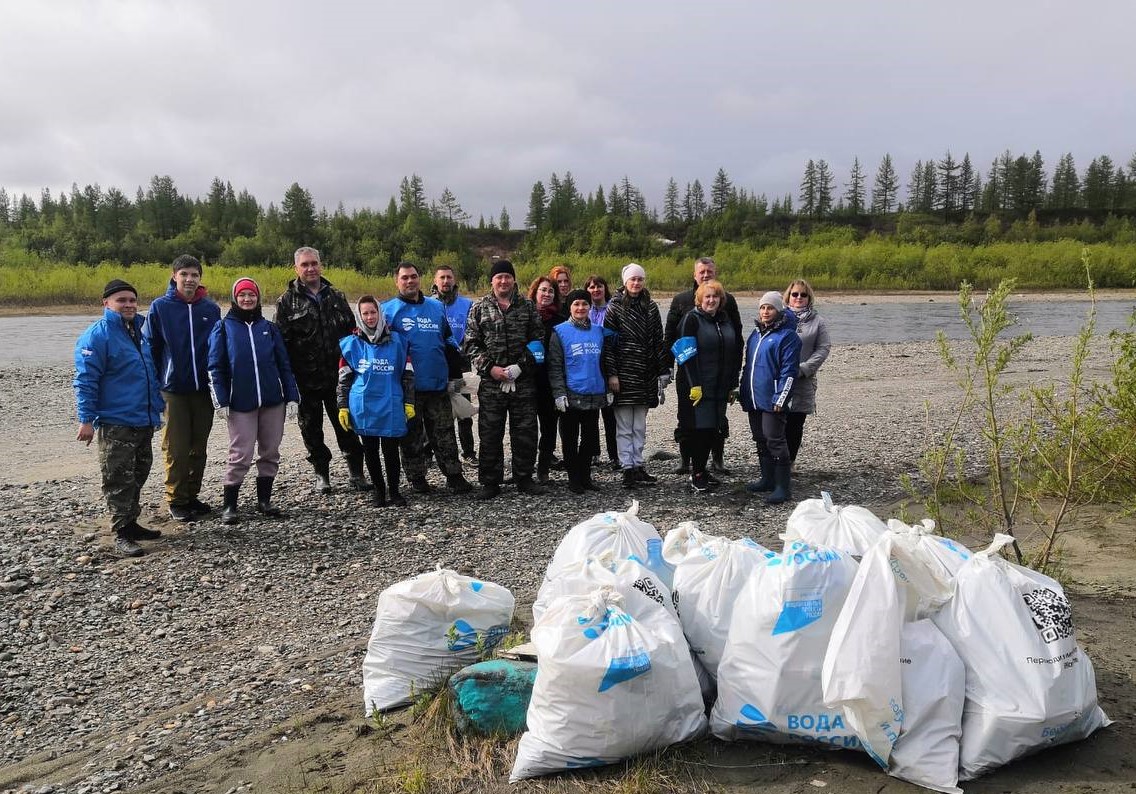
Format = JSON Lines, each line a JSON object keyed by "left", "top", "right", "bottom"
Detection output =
{"left": 871, "top": 154, "right": 898, "bottom": 213}
{"left": 844, "top": 157, "right": 865, "bottom": 214}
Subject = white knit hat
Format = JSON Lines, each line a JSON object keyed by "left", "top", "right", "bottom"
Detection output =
{"left": 621, "top": 263, "right": 646, "bottom": 284}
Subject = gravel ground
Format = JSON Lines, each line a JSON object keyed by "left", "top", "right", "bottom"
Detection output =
{"left": 0, "top": 335, "right": 1105, "bottom": 792}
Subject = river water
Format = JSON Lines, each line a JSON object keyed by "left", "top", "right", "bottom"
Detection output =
{"left": 3, "top": 298, "right": 1134, "bottom": 366}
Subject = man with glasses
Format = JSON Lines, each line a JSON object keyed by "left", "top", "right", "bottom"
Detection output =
{"left": 663, "top": 256, "right": 743, "bottom": 475}
{"left": 275, "top": 246, "right": 370, "bottom": 493}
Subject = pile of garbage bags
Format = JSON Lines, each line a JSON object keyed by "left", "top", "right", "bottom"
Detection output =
{"left": 361, "top": 496, "right": 1112, "bottom": 791}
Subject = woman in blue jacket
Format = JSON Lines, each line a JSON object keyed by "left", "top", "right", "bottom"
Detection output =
{"left": 208, "top": 277, "right": 299, "bottom": 524}
{"left": 337, "top": 296, "right": 416, "bottom": 508}
{"left": 739, "top": 291, "right": 801, "bottom": 504}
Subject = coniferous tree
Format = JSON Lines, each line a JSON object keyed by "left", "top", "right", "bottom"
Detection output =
{"left": 844, "top": 157, "right": 866, "bottom": 214}
{"left": 688, "top": 179, "right": 706, "bottom": 221}
{"left": 1049, "top": 153, "right": 1080, "bottom": 209}
{"left": 958, "top": 154, "right": 975, "bottom": 212}
{"left": 936, "top": 151, "right": 960, "bottom": 212}
{"left": 798, "top": 159, "right": 817, "bottom": 217}
{"left": 906, "top": 160, "right": 925, "bottom": 212}
{"left": 815, "top": 160, "right": 835, "bottom": 215}
{"left": 710, "top": 168, "right": 732, "bottom": 215}
{"left": 525, "top": 181, "right": 547, "bottom": 229}
{"left": 1082, "top": 156, "right": 1115, "bottom": 209}
{"left": 499, "top": 206, "right": 510, "bottom": 232}
{"left": 281, "top": 182, "right": 317, "bottom": 247}
{"left": 871, "top": 153, "right": 899, "bottom": 213}
{"left": 663, "top": 178, "right": 681, "bottom": 225}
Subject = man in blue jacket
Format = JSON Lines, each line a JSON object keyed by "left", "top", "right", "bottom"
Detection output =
{"left": 382, "top": 262, "right": 473, "bottom": 494}
{"left": 74, "top": 280, "right": 165, "bottom": 557}
{"left": 430, "top": 264, "right": 477, "bottom": 462}
{"left": 143, "top": 255, "right": 221, "bottom": 521}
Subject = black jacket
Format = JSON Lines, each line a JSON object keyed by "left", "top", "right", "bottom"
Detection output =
{"left": 274, "top": 277, "right": 356, "bottom": 393}
{"left": 664, "top": 281, "right": 743, "bottom": 379}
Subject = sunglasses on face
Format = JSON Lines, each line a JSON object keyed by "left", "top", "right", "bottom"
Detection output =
{"left": 790, "top": 292, "right": 809, "bottom": 298}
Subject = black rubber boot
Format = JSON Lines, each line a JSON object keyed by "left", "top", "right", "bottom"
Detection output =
{"left": 256, "top": 476, "right": 285, "bottom": 517}
{"left": 372, "top": 480, "right": 388, "bottom": 507}
{"left": 710, "top": 436, "right": 731, "bottom": 474}
{"left": 764, "top": 464, "right": 792, "bottom": 505}
{"left": 516, "top": 477, "right": 546, "bottom": 495}
{"left": 746, "top": 454, "right": 776, "bottom": 493}
{"left": 672, "top": 439, "right": 690, "bottom": 475}
{"left": 313, "top": 462, "right": 332, "bottom": 494}
{"left": 622, "top": 469, "right": 637, "bottom": 489}
{"left": 221, "top": 484, "right": 240, "bottom": 525}
{"left": 347, "top": 455, "right": 373, "bottom": 491}
{"left": 387, "top": 471, "right": 406, "bottom": 507}
{"left": 537, "top": 461, "right": 550, "bottom": 484}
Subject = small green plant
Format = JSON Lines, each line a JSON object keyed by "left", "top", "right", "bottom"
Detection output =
{"left": 396, "top": 764, "right": 430, "bottom": 794}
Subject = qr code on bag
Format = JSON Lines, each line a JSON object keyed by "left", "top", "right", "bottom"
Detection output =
{"left": 1022, "top": 587, "right": 1074, "bottom": 643}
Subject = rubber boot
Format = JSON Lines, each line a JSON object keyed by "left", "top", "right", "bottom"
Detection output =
{"left": 372, "top": 479, "right": 388, "bottom": 507}
{"left": 221, "top": 484, "right": 240, "bottom": 525}
{"left": 313, "top": 462, "right": 332, "bottom": 494}
{"left": 710, "top": 436, "right": 731, "bottom": 475}
{"left": 347, "top": 456, "right": 374, "bottom": 491}
{"left": 672, "top": 439, "right": 690, "bottom": 475}
{"left": 764, "top": 464, "right": 792, "bottom": 505}
{"left": 537, "top": 460, "right": 550, "bottom": 485}
{"left": 746, "top": 453, "right": 776, "bottom": 493}
{"left": 256, "top": 476, "right": 285, "bottom": 517}
{"left": 387, "top": 471, "right": 406, "bottom": 507}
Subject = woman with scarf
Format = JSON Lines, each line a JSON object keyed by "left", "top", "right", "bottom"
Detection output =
{"left": 336, "top": 296, "right": 416, "bottom": 508}
{"left": 528, "top": 276, "right": 562, "bottom": 483}
{"left": 208, "top": 277, "right": 299, "bottom": 525}
{"left": 548, "top": 289, "right": 613, "bottom": 494}
{"left": 782, "top": 279, "right": 832, "bottom": 469}
{"left": 739, "top": 291, "right": 801, "bottom": 505}
{"left": 672, "top": 280, "right": 741, "bottom": 493}
{"left": 584, "top": 274, "right": 619, "bottom": 470}
{"left": 602, "top": 263, "right": 667, "bottom": 488}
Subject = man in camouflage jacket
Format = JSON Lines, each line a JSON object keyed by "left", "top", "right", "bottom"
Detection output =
{"left": 461, "top": 260, "right": 545, "bottom": 499}
{"left": 274, "top": 246, "right": 369, "bottom": 493}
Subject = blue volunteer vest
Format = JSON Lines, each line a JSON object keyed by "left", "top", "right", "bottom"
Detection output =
{"left": 339, "top": 333, "right": 409, "bottom": 438}
{"left": 555, "top": 320, "right": 606, "bottom": 395}
{"left": 381, "top": 296, "right": 450, "bottom": 391}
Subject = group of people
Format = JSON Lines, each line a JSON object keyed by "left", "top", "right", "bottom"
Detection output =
{"left": 73, "top": 249, "right": 830, "bottom": 558}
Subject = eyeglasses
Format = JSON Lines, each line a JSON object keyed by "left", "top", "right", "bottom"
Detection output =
{"left": 789, "top": 291, "right": 809, "bottom": 298}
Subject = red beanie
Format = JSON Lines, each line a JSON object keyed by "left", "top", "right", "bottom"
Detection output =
{"left": 232, "top": 277, "right": 260, "bottom": 300}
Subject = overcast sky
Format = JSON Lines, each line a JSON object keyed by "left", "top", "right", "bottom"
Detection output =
{"left": 3, "top": 0, "right": 1134, "bottom": 222}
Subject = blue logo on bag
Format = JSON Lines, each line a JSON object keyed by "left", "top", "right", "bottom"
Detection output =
{"left": 470, "top": 581, "right": 483, "bottom": 592}
{"left": 446, "top": 620, "right": 510, "bottom": 651}
{"left": 598, "top": 650, "right": 651, "bottom": 692}
{"left": 772, "top": 597, "right": 823, "bottom": 635}
{"left": 937, "top": 538, "right": 971, "bottom": 559}
{"left": 527, "top": 339, "right": 545, "bottom": 364}
{"left": 670, "top": 336, "right": 697, "bottom": 364}
{"left": 736, "top": 703, "right": 777, "bottom": 733}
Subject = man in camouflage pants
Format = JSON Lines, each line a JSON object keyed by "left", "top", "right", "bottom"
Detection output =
{"left": 461, "top": 260, "right": 546, "bottom": 500}
{"left": 74, "top": 279, "right": 166, "bottom": 557}
{"left": 381, "top": 262, "right": 473, "bottom": 495}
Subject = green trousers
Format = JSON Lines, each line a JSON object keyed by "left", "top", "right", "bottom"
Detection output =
{"left": 98, "top": 424, "right": 154, "bottom": 533}
{"left": 161, "top": 390, "right": 214, "bottom": 506}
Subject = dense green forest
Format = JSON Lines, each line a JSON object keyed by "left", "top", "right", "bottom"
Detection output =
{"left": 1, "top": 148, "right": 1135, "bottom": 296}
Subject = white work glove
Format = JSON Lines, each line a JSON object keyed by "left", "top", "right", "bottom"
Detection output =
{"left": 286, "top": 401, "right": 298, "bottom": 420}
{"left": 500, "top": 380, "right": 516, "bottom": 393}
{"left": 554, "top": 396, "right": 568, "bottom": 412}
{"left": 216, "top": 406, "right": 229, "bottom": 420}
{"left": 448, "top": 378, "right": 464, "bottom": 394}
{"left": 657, "top": 375, "right": 669, "bottom": 405}
{"left": 504, "top": 364, "right": 522, "bottom": 381}
{"left": 605, "top": 393, "right": 614, "bottom": 406}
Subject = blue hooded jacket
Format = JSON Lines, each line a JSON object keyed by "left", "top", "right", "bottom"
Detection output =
{"left": 381, "top": 293, "right": 456, "bottom": 392}
{"left": 74, "top": 308, "right": 164, "bottom": 428}
{"left": 207, "top": 313, "right": 299, "bottom": 412}
{"left": 142, "top": 281, "right": 222, "bottom": 393}
{"left": 740, "top": 309, "right": 802, "bottom": 413}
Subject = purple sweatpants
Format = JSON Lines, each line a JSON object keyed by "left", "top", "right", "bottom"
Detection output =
{"left": 224, "top": 403, "right": 286, "bottom": 486}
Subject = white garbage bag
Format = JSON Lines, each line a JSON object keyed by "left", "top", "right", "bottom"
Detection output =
{"left": 890, "top": 619, "right": 966, "bottom": 793}
{"left": 885, "top": 518, "right": 973, "bottom": 576}
{"left": 932, "top": 534, "right": 1111, "bottom": 780}
{"left": 533, "top": 551, "right": 676, "bottom": 625}
{"left": 544, "top": 500, "right": 660, "bottom": 585}
{"left": 362, "top": 568, "right": 514, "bottom": 715}
{"left": 711, "top": 541, "right": 859, "bottom": 748}
{"left": 510, "top": 587, "right": 707, "bottom": 780}
{"left": 784, "top": 493, "right": 888, "bottom": 557}
{"left": 822, "top": 525, "right": 966, "bottom": 792}
{"left": 662, "top": 521, "right": 772, "bottom": 681}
